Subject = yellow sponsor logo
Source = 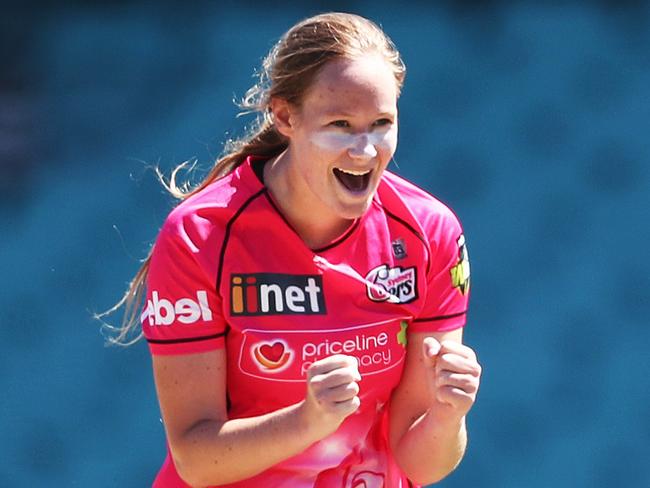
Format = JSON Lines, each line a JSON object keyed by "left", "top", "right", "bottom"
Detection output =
{"left": 450, "top": 234, "right": 470, "bottom": 295}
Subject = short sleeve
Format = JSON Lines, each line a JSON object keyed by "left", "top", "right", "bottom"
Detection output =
{"left": 141, "top": 217, "right": 227, "bottom": 355}
{"left": 411, "top": 210, "right": 470, "bottom": 333}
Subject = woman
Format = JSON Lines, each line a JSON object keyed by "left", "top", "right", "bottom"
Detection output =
{"left": 112, "top": 12, "right": 481, "bottom": 487}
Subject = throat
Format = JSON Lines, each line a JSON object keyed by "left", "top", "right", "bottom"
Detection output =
{"left": 263, "top": 152, "right": 357, "bottom": 249}
{"left": 270, "top": 194, "right": 355, "bottom": 249}
{"left": 299, "top": 217, "right": 357, "bottom": 250}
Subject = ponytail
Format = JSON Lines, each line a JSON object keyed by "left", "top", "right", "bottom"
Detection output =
{"left": 101, "top": 115, "right": 288, "bottom": 346}
{"left": 104, "top": 12, "right": 405, "bottom": 345}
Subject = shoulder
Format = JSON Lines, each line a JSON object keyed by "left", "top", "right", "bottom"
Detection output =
{"left": 160, "top": 163, "right": 266, "bottom": 249}
{"left": 378, "top": 170, "right": 464, "bottom": 240}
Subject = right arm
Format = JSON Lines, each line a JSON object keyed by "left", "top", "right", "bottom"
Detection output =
{"left": 153, "top": 349, "right": 360, "bottom": 487}
{"left": 144, "top": 213, "right": 360, "bottom": 485}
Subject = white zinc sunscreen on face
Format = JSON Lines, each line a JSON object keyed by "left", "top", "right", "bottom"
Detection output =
{"left": 310, "top": 125, "right": 397, "bottom": 156}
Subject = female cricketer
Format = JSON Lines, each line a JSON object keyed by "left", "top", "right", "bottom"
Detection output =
{"left": 112, "top": 12, "right": 481, "bottom": 487}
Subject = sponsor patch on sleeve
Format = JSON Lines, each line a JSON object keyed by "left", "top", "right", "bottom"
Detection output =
{"left": 450, "top": 234, "right": 470, "bottom": 295}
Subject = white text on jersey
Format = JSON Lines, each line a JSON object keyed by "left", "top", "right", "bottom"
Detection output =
{"left": 142, "top": 290, "right": 213, "bottom": 326}
{"left": 230, "top": 273, "right": 326, "bottom": 316}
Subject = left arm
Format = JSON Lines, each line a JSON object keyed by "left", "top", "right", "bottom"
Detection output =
{"left": 389, "top": 327, "right": 481, "bottom": 485}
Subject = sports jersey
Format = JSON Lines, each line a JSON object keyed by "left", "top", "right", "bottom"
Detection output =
{"left": 142, "top": 155, "right": 471, "bottom": 487}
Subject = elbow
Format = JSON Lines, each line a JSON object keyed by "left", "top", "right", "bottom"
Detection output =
{"left": 174, "top": 453, "right": 210, "bottom": 488}
{"left": 394, "top": 449, "right": 463, "bottom": 486}
{"left": 401, "top": 462, "right": 460, "bottom": 486}
{"left": 172, "top": 443, "right": 244, "bottom": 487}
{"left": 407, "top": 470, "right": 453, "bottom": 486}
{"left": 171, "top": 444, "right": 220, "bottom": 488}
{"left": 168, "top": 419, "right": 229, "bottom": 487}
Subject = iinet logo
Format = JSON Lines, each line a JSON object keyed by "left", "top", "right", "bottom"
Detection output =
{"left": 230, "top": 273, "right": 326, "bottom": 316}
{"left": 142, "top": 290, "right": 213, "bottom": 326}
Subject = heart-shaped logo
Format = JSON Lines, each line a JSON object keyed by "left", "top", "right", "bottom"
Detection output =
{"left": 259, "top": 342, "right": 285, "bottom": 363}
{"left": 252, "top": 340, "right": 293, "bottom": 372}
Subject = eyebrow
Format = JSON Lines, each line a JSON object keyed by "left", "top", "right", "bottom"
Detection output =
{"left": 321, "top": 111, "right": 396, "bottom": 118}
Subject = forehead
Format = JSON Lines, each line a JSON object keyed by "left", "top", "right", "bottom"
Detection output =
{"left": 302, "top": 55, "right": 398, "bottom": 115}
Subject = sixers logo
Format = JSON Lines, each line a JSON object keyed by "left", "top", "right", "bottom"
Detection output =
{"left": 365, "top": 264, "right": 417, "bottom": 304}
{"left": 251, "top": 340, "right": 294, "bottom": 373}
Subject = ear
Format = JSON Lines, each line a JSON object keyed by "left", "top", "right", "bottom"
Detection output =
{"left": 270, "top": 97, "right": 296, "bottom": 138}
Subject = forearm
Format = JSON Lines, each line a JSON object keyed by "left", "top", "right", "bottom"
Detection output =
{"left": 172, "top": 401, "right": 323, "bottom": 486}
{"left": 392, "top": 411, "right": 467, "bottom": 485}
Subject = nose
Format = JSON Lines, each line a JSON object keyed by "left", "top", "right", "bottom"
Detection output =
{"left": 347, "top": 134, "right": 377, "bottom": 159}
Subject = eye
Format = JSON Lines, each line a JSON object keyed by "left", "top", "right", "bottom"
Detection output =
{"left": 329, "top": 120, "right": 350, "bottom": 128}
{"left": 373, "top": 118, "right": 393, "bottom": 127}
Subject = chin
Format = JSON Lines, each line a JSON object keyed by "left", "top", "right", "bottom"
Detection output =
{"left": 335, "top": 199, "right": 373, "bottom": 220}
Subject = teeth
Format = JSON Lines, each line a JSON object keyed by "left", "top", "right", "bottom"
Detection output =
{"left": 336, "top": 168, "right": 371, "bottom": 176}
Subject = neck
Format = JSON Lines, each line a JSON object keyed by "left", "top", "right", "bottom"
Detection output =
{"left": 264, "top": 151, "right": 353, "bottom": 249}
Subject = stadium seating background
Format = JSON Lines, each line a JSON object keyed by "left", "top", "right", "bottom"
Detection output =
{"left": 1, "top": 2, "right": 649, "bottom": 486}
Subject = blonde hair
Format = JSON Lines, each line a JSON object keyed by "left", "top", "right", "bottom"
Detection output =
{"left": 102, "top": 12, "right": 406, "bottom": 345}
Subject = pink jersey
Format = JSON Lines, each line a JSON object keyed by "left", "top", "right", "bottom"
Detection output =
{"left": 142, "top": 156, "right": 471, "bottom": 487}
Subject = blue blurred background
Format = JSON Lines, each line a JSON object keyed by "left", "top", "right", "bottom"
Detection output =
{"left": 1, "top": 1, "right": 649, "bottom": 487}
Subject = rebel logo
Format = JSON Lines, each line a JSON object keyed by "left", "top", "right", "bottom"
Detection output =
{"left": 230, "top": 273, "right": 326, "bottom": 316}
{"left": 365, "top": 264, "right": 417, "bottom": 304}
{"left": 141, "top": 290, "right": 213, "bottom": 326}
{"left": 251, "top": 340, "right": 294, "bottom": 372}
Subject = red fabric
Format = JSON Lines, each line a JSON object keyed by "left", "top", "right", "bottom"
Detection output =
{"left": 143, "top": 156, "right": 470, "bottom": 487}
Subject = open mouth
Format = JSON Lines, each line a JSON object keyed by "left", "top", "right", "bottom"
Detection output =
{"left": 333, "top": 168, "right": 372, "bottom": 193}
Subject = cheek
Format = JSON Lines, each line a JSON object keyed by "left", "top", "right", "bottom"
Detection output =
{"left": 368, "top": 126, "right": 398, "bottom": 159}
{"left": 310, "top": 127, "right": 398, "bottom": 156}
{"left": 309, "top": 132, "right": 355, "bottom": 153}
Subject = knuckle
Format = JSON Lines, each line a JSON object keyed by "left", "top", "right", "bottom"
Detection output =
{"left": 340, "top": 369, "right": 355, "bottom": 382}
{"left": 351, "top": 396, "right": 361, "bottom": 410}
{"left": 329, "top": 371, "right": 350, "bottom": 387}
{"left": 462, "top": 395, "right": 476, "bottom": 408}
{"left": 309, "top": 374, "right": 324, "bottom": 387}
{"left": 313, "top": 388, "right": 327, "bottom": 402}
{"left": 460, "top": 344, "right": 476, "bottom": 359}
{"left": 440, "top": 353, "right": 456, "bottom": 366}
{"left": 464, "top": 381, "right": 478, "bottom": 394}
{"left": 454, "top": 375, "right": 469, "bottom": 389}
{"left": 435, "top": 372, "right": 449, "bottom": 387}
{"left": 308, "top": 358, "right": 325, "bottom": 370}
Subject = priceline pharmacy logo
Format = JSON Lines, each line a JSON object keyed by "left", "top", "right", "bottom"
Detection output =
{"left": 239, "top": 319, "right": 405, "bottom": 381}
{"left": 230, "top": 273, "right": 326, "bottom": 316}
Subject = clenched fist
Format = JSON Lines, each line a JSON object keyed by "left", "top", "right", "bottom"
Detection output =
{"left": 301, "top": 355, "right": 362, "bottom": 437}
{"left": 422, "top": 337, "right": 481, "bottom": 422}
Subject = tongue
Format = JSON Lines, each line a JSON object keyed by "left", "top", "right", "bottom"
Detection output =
{"left": 334, "top": 169, "right": 369, "bottom": 192}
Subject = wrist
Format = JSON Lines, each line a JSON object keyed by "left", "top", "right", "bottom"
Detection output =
{"left": 294, "top": 400, "right": 339, "bottom": 442}
{"left": 425, "top": 407, "right": 466, "bottom": 438}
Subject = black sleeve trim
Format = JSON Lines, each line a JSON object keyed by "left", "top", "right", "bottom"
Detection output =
{"left": 413, "top": 311, "right": 467, "bottom": 323}
{"left": 146, "top": 331, "right": 227, "bottom": 345}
